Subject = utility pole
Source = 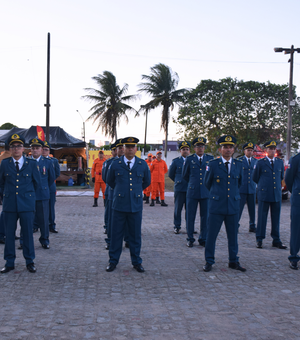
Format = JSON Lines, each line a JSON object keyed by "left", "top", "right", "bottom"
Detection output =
{"left": 274, "top": 45, "right": 300, "bottom": 160}
{"left": 44, "top": 33, "right": 51, "bottom": 141}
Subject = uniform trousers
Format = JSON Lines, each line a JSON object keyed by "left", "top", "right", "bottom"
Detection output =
{"left": 239, "top": 193, "right": 256, "bottom": 229}
{"left": 94, "top": 181, "right": 106, "bottom": 199}
{"left": 34, "top": 200, "right": 50, "bottom": 246}
{"left": 205, "top": 213, "right": 239, "bottom": 265}
{"left": 186, "top": 197, "right": 208, "bottom": 243}
{"left": 4, "top": 211, "right": 35, "bottom": 267}
{"left": 151, "top": 182, "right": 165, "bottom": 200}
{"left": 0, "top": 211, "right": 5, "bottom": 241}
{"left": 49, "top": 192, "right": 57, "bottom": 231}
{"left": 104, "top": 197, "right": 108, "bottom": 230}
{"left": 173, "top": 191, "right": 186, "bottom": 229}
{"left": 143, "top": 184, "right": 152, "bottom": 197}
{"left": 109, "top": 210, "right": 142, "bottom": 266}
{"left": 256, "top": 200, "right": 281, "bottom": 243}
{"left": 289, "top": 206, "right": 300, "bottom": 263}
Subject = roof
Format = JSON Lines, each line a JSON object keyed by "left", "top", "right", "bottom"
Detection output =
{"left": 0, "top": 126, "right": 86, "bottom": 148}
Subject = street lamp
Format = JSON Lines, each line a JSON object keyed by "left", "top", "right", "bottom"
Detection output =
{"left": 274, "top": 45, "right": 300, "bottom": 160}
{"left": 76, "top": 110, "right": 85, "bottom": 143}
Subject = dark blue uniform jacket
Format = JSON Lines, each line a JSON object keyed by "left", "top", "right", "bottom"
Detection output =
{"left": 107, "top": 155, "right": 151, "bottom": 213}
{"left": 0, "top": 156, "right": 41, "bottom": 212}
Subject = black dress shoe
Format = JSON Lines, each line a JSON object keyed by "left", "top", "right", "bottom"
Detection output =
{"left": 18, "top": 244, "right": 23, "bottom": 250}
{"left": 50, "top": 229, "right": 58, "bottom": 233}
{"left": 105, "top": 244, "right": 109, "bottom": 250}
{"left": 14, "top": 235, "right": 20, "bottom": 240}
{"left": 42, "top": 244, "right": 50, "bottom": 249}
{"left": 186, "top": 241, "right": 193, "bottom": 248}
{"left": 0, "top": 239, "right": 5, "bottom": 244}
{"left": 106, "top": 263, "right": 116, "bottom": 272}
{"left": 133, "top": 264, "right": 145, "bottom": 273}
{"left": 26, "top": 263, "right": 36, "bottom": 273}
{"left": 228, "top": 262, "right": 246, "bottom": 272}
{"left": 249, "top": 228, "right": 256, "bottom": 233}
{"left": 256, "top": 241, "right": 263, "bottom": 248}
{"left": 0, "top": 266, "right": 14, "bottom": 274}
{"left": 193, "top": 231, "right": 198, "bottom": 234}
{"left": 124, "top": 242, "right": 130, "bottom": 248}
{"left": 198, "top": 240, "right": 206, "bottom": 247}
{"left": 33, "top": 228, "right": 38, "bottom": 233}
{"left": 174, "top": 228, "right": 180, "bottom": 234}
{"left": 272, "top": 242, "right": 287, "bottom": 249}
{"left": 290, "top": 261, "right": 299, "bottom": 270}
{"left": 203, "top": 263, "right": 212, "bottom": 272}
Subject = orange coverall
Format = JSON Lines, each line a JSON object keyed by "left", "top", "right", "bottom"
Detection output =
{"left": 143, "top": 159, "right": 152, "bottom": 198}
{"left": 150, "top": 159, "right": 168, "bottom": 200}
{"left": 92, "top": 158, "right": 106, "bottom": 199}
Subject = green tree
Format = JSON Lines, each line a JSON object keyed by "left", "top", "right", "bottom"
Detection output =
{"left": 0, "top": 122, "right": 17, "bottom": 130}
{"left": 176, "top": 77, "right": 300, "bottom": 155}
{"left": 138, "top": 63, "right": 188, "bottom": 157}
{"left": 82, "top": 71, "right": 137, "bottom": 140}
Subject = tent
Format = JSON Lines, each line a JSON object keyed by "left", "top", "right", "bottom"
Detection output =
{"left": 0, "top": 126, "right": 86, "bottom": 148}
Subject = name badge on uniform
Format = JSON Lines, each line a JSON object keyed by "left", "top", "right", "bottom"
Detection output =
{"left": 253, "top": 165, "right": 256, "bottom": 169}
{"left": 206, "top": 165, "right": 210, "bottom": 171}
{"left": 43, "top": 166, "right": 46, "bottom": 175}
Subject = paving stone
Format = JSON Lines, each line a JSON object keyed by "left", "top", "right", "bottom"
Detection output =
{"left": 0, "top": 196, "right": 299, "bottom": 339}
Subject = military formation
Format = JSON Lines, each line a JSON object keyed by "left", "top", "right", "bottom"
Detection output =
{"left": 0, "top": 134, "right": 60, "bottom": 273}
{"left": 1, "top": 131, "right": 300, "bottom": 274}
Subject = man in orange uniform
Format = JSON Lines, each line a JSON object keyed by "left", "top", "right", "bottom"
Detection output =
{"left": 150, "top": 151, "right": 168, "bottom": 206}
{"left": 143, "top": 153, "right": 152, "bottom": 204}
{"left": 92, "top": 151, "right": 106, "bottom": 207}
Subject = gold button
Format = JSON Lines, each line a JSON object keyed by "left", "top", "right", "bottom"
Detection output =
{"left": 200, "top": 178, "right": 202, "bottom": 180}
{"left": 119, "top": 194, "right": 121, "bottom": 196}
{"left": 228, "top": 188, "right": 230, "bottom": 191}
{"left": 130, "top": 178, "right": 132, "bottom": 180}
{"left": 16, "top": 192, "right": 18, "bottom": 195}
{"left": 130, "top": 183, "right": 132, "bottom": 186}
{"left": 16, "top": 186, "right": 18, "bottom": 188}
{"left": 200, "top": 183, "right": 202, "bottom": 185}
{"left": 273, "top": 172, "right": 275, "bottom": 174}
{"left": 228, "top": 195, "right": 230, "bottom": 197}
{"left": 129, "top": 172, "right": 132, "bottom": 175}
{"left": 274, "top": 187, "right": 276, "bottom": 189}
{"left": 17, "top": 173, "right": 19, "bottom": 176}
{"left": 16, "top": 179, "right": 19, "bottom": 182}
{"left": 228, "top": 176, "right": 230, "bottom": 178}
{"left": 130, "top": 189, "right": 132, "bottom": 191}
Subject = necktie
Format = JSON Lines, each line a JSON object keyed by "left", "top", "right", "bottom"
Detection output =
{"left": 248, "top": 159, "right": 251, "bottom": 166}
{"left": 15, "top": 161, "right": 19, "bottom": 172}
{"left": 200, "top": 158, "right": 202, "bottom": 166}
{"left": 127, "top": 161, "right": 131, "bottom": 169}
{"left": 225, "top": 161, "right": 229, "bottom": 173}
{"left": 271, "top": 160, "right": 274, "bottom": 169}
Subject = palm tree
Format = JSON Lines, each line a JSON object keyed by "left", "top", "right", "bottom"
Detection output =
{"left": 82, "top": 71, "right": 137, "bottom": 140}
{"left": 138, "top": 63, "right": 188, "bottom": 158}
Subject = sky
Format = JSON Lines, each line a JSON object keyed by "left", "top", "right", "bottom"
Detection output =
{"left": 1, "top": 0, "right": 300, "bottom": 146}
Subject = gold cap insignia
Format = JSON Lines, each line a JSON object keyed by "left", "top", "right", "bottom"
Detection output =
{"left": 182, "top": 141, "right": 187, "bottom": 146}
{"left": 270, "top": 141, "right": 276, "bottom": 146}
{"left": 225, "top": 136, "right": 232, "bottom": 142}
{"left": 12, "top": 134, "right": 20, "bottom": 139}
{"left": 248, "top": 143, "right": 253, "bottom": 147}
{"left": 198, "top": 138, "right": 203, "bottom": 142}
{"left": 32, "top": 138, "right": 38, "bottom": 143}
{"left": 127, "top": 137, "right": 134, "bottom": 142}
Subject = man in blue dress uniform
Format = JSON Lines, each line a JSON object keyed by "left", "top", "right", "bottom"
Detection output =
{"left": 106, "top": 137, "right": 151, "bottom": 272}
{"left": 182, "top": 137, "right": 213, "bottom": 247}
{"left": 102, "top": 142, "right": 117, "bottom": 249}
{"left": 203, "top": 135, "right": 246, "bottom": 272}
{"left": 42, "top": 141, "right": 60, "bottom": 233}
{"left": 238, "top": 142, "right": 257, "bottom": 232}
{"left": 30, "top": 138, "right": 55, "bottom": 249}
{"left": 0, "top": 134, "right": 40, "bottom": 273}
{"left": 168, "top": 141, "right": 191, "bottom": 234}
{"left": 252, "top": 140, "right": 286, "bottom": 249}
{"left": 285, "top": 153, "right": 300, "bottom": 269}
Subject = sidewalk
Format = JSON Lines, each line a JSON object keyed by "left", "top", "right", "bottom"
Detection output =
{"left": 0, "top": 197, "right": 299, "bottom": 339}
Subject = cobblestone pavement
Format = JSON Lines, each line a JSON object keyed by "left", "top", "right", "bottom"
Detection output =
{"left": 0, "top": 196, "right": 299, "bottom": 340}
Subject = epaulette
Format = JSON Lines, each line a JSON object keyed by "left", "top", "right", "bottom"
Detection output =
{"left": 173, "top": 156, "right": 180, "bottom": 160}
{"left": 258, "top": 158, "right": 266, "bottom": 162}
{"left": 187, "top": 154, "right": 195, "bottom": 158}
{"left": 209, "top": 158, "right": 219, "bottom": 163}
{"left": 234, "top": 158, "right": 242, "bottom": 162}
